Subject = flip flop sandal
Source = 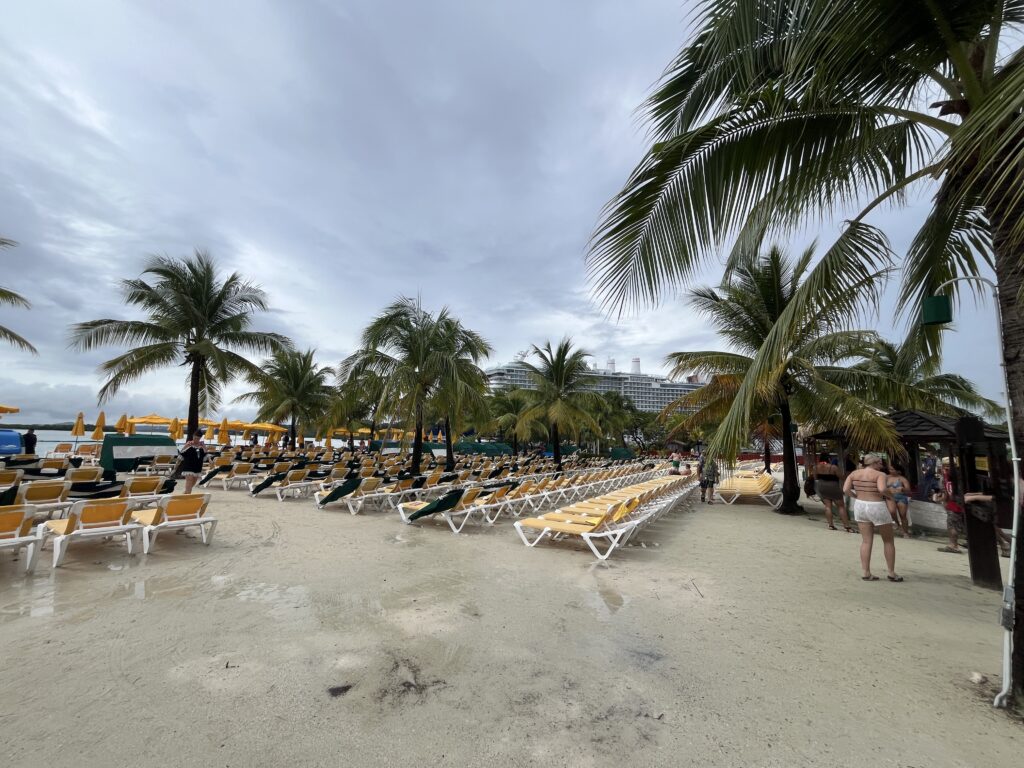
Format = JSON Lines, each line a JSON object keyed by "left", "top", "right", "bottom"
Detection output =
{"left": 937, "top": 546, "right": 963, "bottom": 554}
{"left": 827, "top": 524, "right": 838, "bottom": 531}
{"left": 861, "top": 576, "right": 879, "bottom": 581}
{"left": 844, "top": 526, "right": 855, "bottom": 533}
{"left": 887, "top": 575, "right": 904, "bottom": 582}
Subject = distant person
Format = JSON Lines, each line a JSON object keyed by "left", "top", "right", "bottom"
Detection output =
{"left": 844, "top": 453, "right": 902, "bottom": 582}
{"left": 815, "top": 451, "right": 852, "bottom": 532}
{"left": 885, "top": 462, "right": 912, "bottom": 538}
{"left": 668, "top": 450, "right": 682, "bottom": 475}
{"left": 22, "top": 428, "right": 37, "bottom": 455}
{"left": 698, "top": 455, "right": 719, "bottom": 504}
{"left": 936, "top": 464, "right": 965, "bottom": 554}
{"left": 681, "top": 462, "right": 692, "bottom": 478}
{"left": 919, "top": 451, "right": 939, "bottom": 500}
{"left": 179, "top": 429, "right": 206, "bottom": 494}
{"left": 250, "top": 433, "right": 259, "bottom": 447}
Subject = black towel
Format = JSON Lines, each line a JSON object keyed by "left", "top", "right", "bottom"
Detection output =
{"left": 316, "top": 477, "right": 362, "bottom": 506}
{"left": 408, "top": 489, "right": 465, "bottom": 521}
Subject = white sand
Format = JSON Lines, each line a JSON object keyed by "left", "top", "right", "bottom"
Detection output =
{"left": 1, "top": 488, "right": 1021, "bottom": 767}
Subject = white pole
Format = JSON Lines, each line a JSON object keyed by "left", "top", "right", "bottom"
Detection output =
{"left": 933, "top": 276, "right": 1019, "bottom": 707}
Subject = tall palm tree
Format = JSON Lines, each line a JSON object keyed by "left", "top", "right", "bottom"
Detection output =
{"left": 596, "top": 391, "right": 635, "bottom": 452}
{"left": 487, "top": 388, "right": 547, "bottom": 455}
{"left": 236, "top": 349, "right": 334, "bottom": 449}
{"left": 69, "top": 250, "right": 291, "bottom": 436}
{"left": 663, "top": 246, "right": 902, "bottom": 513}
{"left": 850, "top": 330, "right": 1001, "bottom": 417}
{"left": 430, "top": 314, "right": 493, "bottom": 471}
{"left": 587, "top": 0, "right": 1024, "bottom": 469}
{"left": 342, "top": 297, "right": 489, "bottom": 475}
{"left": 322, "top": 376, "right": 373, "bottom": 449}
{"left": 521, "top": 338, "right": 603, "bottom": 467}
{"left": 0, "top": 238, "right": 37, "bottom": 353}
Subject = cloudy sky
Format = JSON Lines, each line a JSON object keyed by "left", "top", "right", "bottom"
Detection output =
{"left": 0, "top": 0, "right": 1003, "bottom": 424}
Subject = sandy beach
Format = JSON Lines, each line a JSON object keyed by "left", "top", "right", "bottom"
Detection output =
{"left": 1, "top": 487, "right": 1020, "bottom": 767}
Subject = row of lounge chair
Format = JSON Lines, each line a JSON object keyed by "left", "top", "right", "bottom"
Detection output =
{"left": 0, "top": 493, "right": 216, "bottom": 573}
{"left": 714, "top": 470, "right": 782, "bottom": 508}
{"left": 514, "top": 474, "right": 696, "bottom": 560}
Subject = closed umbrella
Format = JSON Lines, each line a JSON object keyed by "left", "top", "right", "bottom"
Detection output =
{"left": 204, "top": 424, "right": 216, "bottom": 441}
{"left": 217, "top": 417, "right": 230, "bottom": 445}
{"left": 324, "top": 434, "right": 333, "bottom": 449}
{"left": 168, "top": 417, "right": 182, "bottom": 441}
{"left": 71, "top": 412, "right": 86, "bottom": 447}
{"left": 114, "top": 413, "right": 128, "bottom": 433}
{"left": 90, "top": 411, "right": 106, "bottom": 441}
{"left": 125, "top": 416, "right": 136, "bottom": 436}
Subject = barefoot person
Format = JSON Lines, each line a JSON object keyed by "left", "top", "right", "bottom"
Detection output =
{"left": 815, "top": 452, "right": 852, "bottom": 532}
{"left": 936, "top": 464, "right": 965, "bottom": 554}
{"left": 179, "top": 429, "right": 206, "bottom": 494}
{"left": 698, "top": 455, "right": 719, "bottom": 504}
{"left": 885, "top": 462, "right": 912, "bottom": 538}
{"left": 844, "top": 454, "right": 902, "bottom": 582}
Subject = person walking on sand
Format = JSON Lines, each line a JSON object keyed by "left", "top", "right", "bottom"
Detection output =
{"left": 178, "top": 429, "right": 206, "bottom": 494}
{"left": 698, "top": 455, "right": 720, "bottom": 504}
{"left": 815, "top": 451, "right": 852, "bottom": 532}
{"left": 884, "top": 462, "right": 912, "bottom": 538}
{"left": 936, "top": 464, "right": 965, "bottom": 554}
{"left": 844, "top": 454, "right": 903, "bottom": 582}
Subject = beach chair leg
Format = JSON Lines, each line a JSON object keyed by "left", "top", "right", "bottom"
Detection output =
{"left": 24, "top": 538, "right": 41, "bottom": 574}
{"left": 201, "top": 519, "right": 217, "bottom": 545}
{"left": 52, "top": 536, "right": 69, "bottom": 568}
{"left": 513, "top": 523, "right": 551, "bottom": 548}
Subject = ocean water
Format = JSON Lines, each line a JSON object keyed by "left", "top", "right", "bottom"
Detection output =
{"left": 14, "top": 429, "right": 183, "bottom": 453}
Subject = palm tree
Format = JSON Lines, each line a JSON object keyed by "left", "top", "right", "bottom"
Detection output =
{"left": 0, "top": 238, "right": 37, "bottom": 353}
{"left": 850, "top": 330, "right": 1001, "bottom": 417}
{"left": 236, "top": 349, "right": 334, "bottom": 449}
{"left": 487, "top": 388, "right": 547, "bottom": 455}
{"left": 663, "top": 246, "right": 902, "bottom": 513}
{"left": 322, "top": 376, "right": 373, "bottom": 449}
{"left": 69, "top": 250, "right": 291, "bottom": 436}
{"left": 521, "top": 338, "right": 603, "bottom": 466}
{"left": 342, "top": 297, "right": 489, "bottom": 475}
{"left": 587, "top": 0, "right": 1024, "bottom": 472}
{"left": 429, "top": 314, "right": 493, "bottom": 471}
{"left": 596, "top": 391, "right": 635, "bottom": 453}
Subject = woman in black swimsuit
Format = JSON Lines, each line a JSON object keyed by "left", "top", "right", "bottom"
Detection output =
{"left": 815, "top": 452, "right": 852, "bottom": 532}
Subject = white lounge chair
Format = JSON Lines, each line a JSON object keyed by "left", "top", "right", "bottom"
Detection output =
{"left": 130, "top": 493, "right": 217, "bottom": 554}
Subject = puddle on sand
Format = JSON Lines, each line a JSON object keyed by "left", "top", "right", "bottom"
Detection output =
{"left": 581, "top": 584, "right": 631, "bottom": 621}
{"left": 234, "top": 582, "right": 312, "bottom": 621}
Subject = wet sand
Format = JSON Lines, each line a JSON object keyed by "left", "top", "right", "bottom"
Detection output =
{"left": 1, "top": 488, "right": 1020, "bottom": 767}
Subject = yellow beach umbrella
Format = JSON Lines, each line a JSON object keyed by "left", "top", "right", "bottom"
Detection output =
{"left": 217, "top": 417, "right": 230, "bottom": 445}
{"left": 70, "top": 412, "right": 86, "bottom": 437}
{"left": 114, "top": 413, "right": 128, "bottom": 433}
{"left": 203, "top": 423, "right": 215, "bottom": 440}
{"left": 125, "top": 416, "right": 136, "bottom": 436}
{"left": 168, "top": 417, "right": 182, "bottom": 441}
{"left": 0, "top": 404, "right": 20, "bottom": 415}
{"left": 128, "top": 413, "right": 172, "bottom": 426}
{"left": 90, "top": 411, "right": 106, "bottom": 441}
{"left": 324, "top": 434, "right": 333, "bottom": 449}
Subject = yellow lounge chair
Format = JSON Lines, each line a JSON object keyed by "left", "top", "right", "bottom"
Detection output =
{"left": 16, "top": 480, "right": 73, "bottom": 518}
{"left": 0, "top": 504, "right": 42, "bottom": 573}
{"left": 130, "top": 493, "right": 217, "bottom": 554}
{"left": 38, "top": 498, "right": 141, "bottom": 568}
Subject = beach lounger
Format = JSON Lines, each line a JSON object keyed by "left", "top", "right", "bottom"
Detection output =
{"left": 340, "top": 477, "right": 383, "bottom": 515}
{"left": 715, "top": 473, "right": 782, "bottom": 508}
{"left": 141, "top": 454, "right": 177, "bottom": 476}
{"left": 397, "top": 488, "right": 466, "bottom": 525}
{"left": 220, "top": 462, "right": 256, "bottom": 491}
{"left": 0, "top": 469, "right": 24, "bottom": 492}
{"left": 130, "top": 493, "right": 217, "bottom": 554}
{"left": 274, "top": 469, "right": 317, "bottom": 501}
{"left": 47, "top": 443, "right": 73, "bottom": 459}
{"left": 65, "top": 467, "right": 104, "bottom": 484}
{"left": 514, "top": 499, "right": 638, "bottom": 559}
{"left": 38, "top": 498, "right": 141, "bottom": 568}
{"left": 408, "top": 486, "right": 484, "bottom": 533}
{"left": 0, "top": 504, "right": 43, "bottom": 573}
{"left": 16, "top": 480, "right": 73, "bottom": 518}
{"left": 313, "top": 477, "right": 362, "bottom": 510}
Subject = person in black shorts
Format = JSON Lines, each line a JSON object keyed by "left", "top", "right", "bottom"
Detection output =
{"left": 179, "top": 429, "right": 206, "bottom": 494}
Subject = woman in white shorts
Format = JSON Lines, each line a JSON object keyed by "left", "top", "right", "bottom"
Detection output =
{"left": 843, "top": 454, "right": 903, "bottom": 582}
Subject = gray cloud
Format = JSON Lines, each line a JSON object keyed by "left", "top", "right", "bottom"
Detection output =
{"left": 0, "top": 1, "right": 1004, "bottom": 423}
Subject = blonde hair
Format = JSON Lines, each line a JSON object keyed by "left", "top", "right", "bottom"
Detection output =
{"left": 862, "top": 453, "right": 883, "bottom": 467}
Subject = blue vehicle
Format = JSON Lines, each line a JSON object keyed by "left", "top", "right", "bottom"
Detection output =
{"left": 0, "top": 429, "right": 22, "bottom": 456}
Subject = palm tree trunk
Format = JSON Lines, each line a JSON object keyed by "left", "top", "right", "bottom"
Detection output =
{"left": 444, "top": 415, "right": 455, "bottom": 471}
{"left": 763, "top": 432, "right": 772, "bottom": 474}
{"left": 990, "top": 212, "right": 1024, "bottom": 699}
{"left": 289, "top": 415, "right": 296, "bottom": 450}
{"left": 777, "top": 400, "right": 802, "bottom": 514}
{"left": 411, "top": 403, "right": 424, "bottom": 475}
{"left": 511, "top": 433, "right": 518, "bottom": 456}
{"left": 186, "top": 358, "right": 202, "bottom": 438}
{"left": 551, "top": 422, "right": 561, "bottom": 467}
